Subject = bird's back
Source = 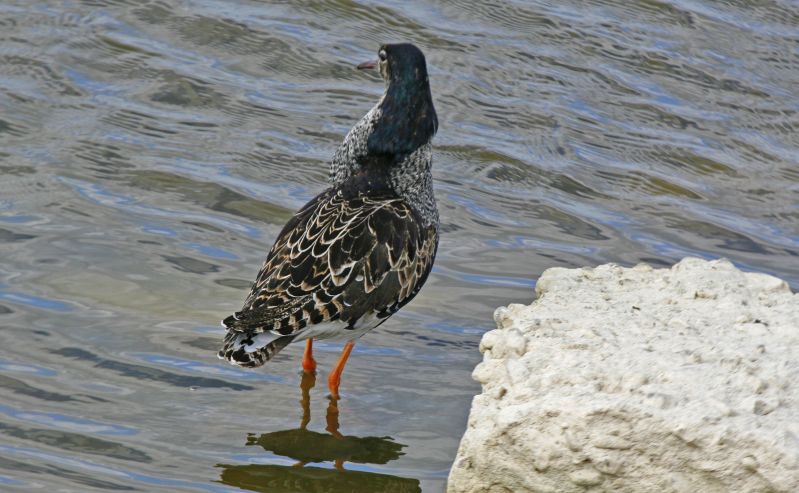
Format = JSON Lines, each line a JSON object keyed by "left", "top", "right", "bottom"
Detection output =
{"left": 219, "top": 186, "right": 438, "bottom": 367}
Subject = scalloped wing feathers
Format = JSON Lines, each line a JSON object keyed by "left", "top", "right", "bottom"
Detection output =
{"left": 218, "top": 189, "right": 437, "bottom": 366}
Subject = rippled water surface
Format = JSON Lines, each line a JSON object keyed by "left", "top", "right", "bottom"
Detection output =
{"left": 1, "top": 0, "right": 798, "bottom": 491}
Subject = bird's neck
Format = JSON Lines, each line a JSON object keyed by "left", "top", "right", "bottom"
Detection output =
{"left": 330, "top": 98, "right": 438, "bottom": 228}
{"left": 386, "top": 142, "right": 438, "bottom": 228}
{"left": 330, "top": 98, "right": 383, "bottom": 186}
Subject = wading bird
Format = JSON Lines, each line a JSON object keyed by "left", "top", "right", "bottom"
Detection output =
{"left": 219, "top": 43, "right": 439, "bottom": 399}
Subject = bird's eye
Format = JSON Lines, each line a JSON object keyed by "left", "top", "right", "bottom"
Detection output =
{"left": 378, "top": 50, "right": 387, "bottom": 61}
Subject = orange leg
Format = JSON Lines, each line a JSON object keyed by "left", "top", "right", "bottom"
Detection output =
{"left": 327, "top": 341, "right": 354, "bottom": 400}
{"left": 301, "top": 338, "right": 316, "bottom": 373}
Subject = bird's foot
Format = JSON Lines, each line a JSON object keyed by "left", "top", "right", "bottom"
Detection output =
{"left": 301, "top": 339, "right": 317, "bottom": 374}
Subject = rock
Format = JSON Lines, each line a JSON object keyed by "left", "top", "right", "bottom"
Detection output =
{"left": 448, "top": 258, "right": 799, "bottom": 493}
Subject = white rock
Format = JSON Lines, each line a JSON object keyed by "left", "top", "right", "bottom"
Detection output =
{"left": 448, "top": 258, "right": 799, "bottom": 493}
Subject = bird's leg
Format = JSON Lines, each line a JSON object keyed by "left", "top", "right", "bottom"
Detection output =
{"left": 299, "top": 370, "right": 315, "bottom": 430}
{"left": 301, "top": 338, "right": 317, "bottom": 373}
{"left": 327, "top": 341, "right": 354, "bottom": 400}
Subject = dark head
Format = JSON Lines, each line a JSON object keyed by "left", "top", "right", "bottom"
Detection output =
{"left": 357, "top": 43, "right": 438, "bottom": 157}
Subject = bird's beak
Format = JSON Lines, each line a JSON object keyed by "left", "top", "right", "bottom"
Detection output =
{"left": 357, "top": 60, "right": 378, "bottom": 70}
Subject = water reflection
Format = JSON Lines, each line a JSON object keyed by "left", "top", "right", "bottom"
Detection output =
{"left": 218, "top": 465, "right": 420, "bottom": 493}
{"left": 217, "top": 372, "right": 420, "bottom": 492}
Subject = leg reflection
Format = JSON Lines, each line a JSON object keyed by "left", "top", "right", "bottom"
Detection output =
{"left": 298, "top": 361, "right": 345, "bottom": 443}
{"left": 325, "top": 397, "right": 344, "bottom": 440}
{"left": 299, "top": 371, "right": 315, "bottom": 430}
{"left": 221, "top": 375, "right": 418, "bottom": 491}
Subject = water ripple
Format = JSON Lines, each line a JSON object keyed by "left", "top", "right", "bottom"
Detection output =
{"left": 1, "top": 0, "right": 798, "bottom": 490}
{"left": 0, "top": 404, "right": 136, "bottom": 436}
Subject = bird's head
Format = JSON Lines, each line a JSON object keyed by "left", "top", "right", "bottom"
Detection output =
{"left": 356, "top": 43, "right": 438, "bottom": 157}
{"left": 358, "top": 43, "right": 427, "bottom": 87}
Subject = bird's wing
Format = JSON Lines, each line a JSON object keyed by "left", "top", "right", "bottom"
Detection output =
{"left": 222, "top": 188, "right": 437, "bottom": 337}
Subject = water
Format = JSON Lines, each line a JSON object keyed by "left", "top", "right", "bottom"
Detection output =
{"left": 1, "top": 0, "right": 797, "bottom": 491}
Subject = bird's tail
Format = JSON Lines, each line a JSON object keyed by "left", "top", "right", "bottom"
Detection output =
{"left": 217, "top": 330, "right": 294, "bottom": 368}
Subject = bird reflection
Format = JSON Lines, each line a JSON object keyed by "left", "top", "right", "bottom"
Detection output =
{"left": 217, "top": 372, "right": 420, "bottom": 493}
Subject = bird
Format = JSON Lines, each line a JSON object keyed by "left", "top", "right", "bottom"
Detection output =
{"left": 218, "top": 43, "right": 439, "bottom": 399}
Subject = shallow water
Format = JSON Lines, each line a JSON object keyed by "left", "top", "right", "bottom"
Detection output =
{"left": 1, "top": 0, "right": 797, "bottom": 491}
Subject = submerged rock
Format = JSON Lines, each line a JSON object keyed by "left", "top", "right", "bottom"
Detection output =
{"left": 448, "top": 258, "right": 799, "bottom": 493}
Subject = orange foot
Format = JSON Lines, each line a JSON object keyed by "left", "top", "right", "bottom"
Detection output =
{"left": 327, "top": 341, "right": 354, "bottom": 400}
{"left": 301, "top": 338, "right": 316, "bottom": 374}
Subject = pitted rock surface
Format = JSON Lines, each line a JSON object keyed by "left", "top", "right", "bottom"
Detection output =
{"left": 448, "top": 258, "right": 799, "bottom": 493}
